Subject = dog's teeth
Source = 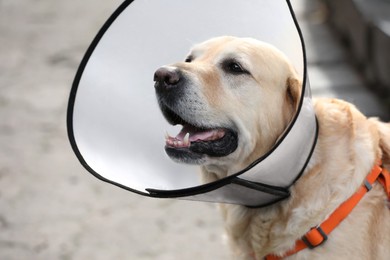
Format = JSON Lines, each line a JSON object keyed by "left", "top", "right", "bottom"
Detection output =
{"left": 183, "top": 133, "right": 190, "bottom": 146}
{"left": 218, "top": 131, "right": 225, "bottom": 138}
{"left": 165, "top": 132, "right": 170, "bottom": 140}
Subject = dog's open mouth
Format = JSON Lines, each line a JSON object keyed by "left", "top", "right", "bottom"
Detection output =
{"left": 161, "top": 106, "right": 238, "bottom": 163}
{"left": 166, "top": 125, "right": 226, "bottom": 149}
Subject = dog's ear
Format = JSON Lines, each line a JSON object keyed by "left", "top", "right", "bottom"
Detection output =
{"left": 286, "top": 76, "right": 302, "bottom": 111}
{"left": 377, "top": 122, "right": 390, "bottom": 167}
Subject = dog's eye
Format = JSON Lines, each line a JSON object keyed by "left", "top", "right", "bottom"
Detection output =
{"left": 224, "top": 61, "right": 248, "bottom": 74}
{"left": 185, "top": 56, "right": 193, "bottom": 63}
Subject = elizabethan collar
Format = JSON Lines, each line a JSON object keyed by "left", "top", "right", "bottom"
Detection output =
{"left": 67, "top": 0, "right": 318, "bottom": 207}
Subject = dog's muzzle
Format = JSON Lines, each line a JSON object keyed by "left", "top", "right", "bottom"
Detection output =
{"left": 154, "top": 66, "right": 239, "bottom": 164}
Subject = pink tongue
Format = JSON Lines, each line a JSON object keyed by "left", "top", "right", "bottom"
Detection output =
{"left": 176, "top": 125, "right": 223, "bottom": 142}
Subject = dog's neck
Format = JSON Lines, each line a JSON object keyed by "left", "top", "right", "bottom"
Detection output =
{"left": 201, "top": 163, "right": 242, "bottom": 183}
{"left": 214, "top": 99, "right": 383, "bottom": 259}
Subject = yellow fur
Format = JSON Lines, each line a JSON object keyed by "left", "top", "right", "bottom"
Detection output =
{"left": 159, "top": 36, "right": 390, "bottom": 259}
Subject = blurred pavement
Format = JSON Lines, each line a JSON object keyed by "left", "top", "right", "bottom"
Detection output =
{"left": 0, "top": 1, "right": 388, "bottom": 260}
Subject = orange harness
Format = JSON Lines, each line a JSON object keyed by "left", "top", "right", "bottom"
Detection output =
{"left": 264, "top": 162, "right": 390, "bottom": 260}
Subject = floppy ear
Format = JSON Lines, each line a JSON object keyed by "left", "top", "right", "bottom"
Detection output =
{"left": 286, "top": 76, "right": 302, "bottom": 111}
{"left": 377, "top": 122, "right": 390, "bottom": 167}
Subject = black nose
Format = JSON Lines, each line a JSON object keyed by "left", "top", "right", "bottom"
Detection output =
{"left": 154, "top": 67, "right": 180, "bottom": 90}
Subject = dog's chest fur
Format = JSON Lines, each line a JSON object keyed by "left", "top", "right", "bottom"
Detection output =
{"left": 216, "top": 98, "right": 390, "bottom": 259}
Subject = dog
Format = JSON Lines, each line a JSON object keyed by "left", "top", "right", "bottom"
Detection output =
{"left": 153, "top": 36, "right": 390, "bottom": 259}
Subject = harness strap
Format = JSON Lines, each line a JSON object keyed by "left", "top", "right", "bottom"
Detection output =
{"left": 264, "top": 162, "right": 390, "bottom": 260}
{"left": 378, "top": 165, "right": 390, "bottom": 198}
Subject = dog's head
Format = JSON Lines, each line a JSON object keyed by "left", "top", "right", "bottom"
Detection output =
{"left": 154, "top": 36, "right": 301, "bottom": 173}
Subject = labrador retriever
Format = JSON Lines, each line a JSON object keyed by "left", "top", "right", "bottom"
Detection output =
{"left": 154, "top": 36, "right": 390, "bottom": 259}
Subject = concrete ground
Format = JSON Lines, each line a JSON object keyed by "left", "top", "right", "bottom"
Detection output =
{"left": 0, "top": 1, "right": 388, "bottom": 260}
